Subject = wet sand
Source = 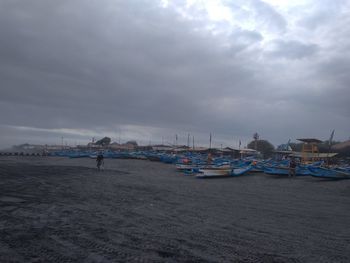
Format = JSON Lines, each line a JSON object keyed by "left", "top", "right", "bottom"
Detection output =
{"left": 0, "top": 156, "right": 349, "bottom": 262}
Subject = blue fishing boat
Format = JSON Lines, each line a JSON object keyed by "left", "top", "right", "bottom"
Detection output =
{"left": 67, "top": 151, "right": 91, "bottom": 158}
{"left": 308, "top": 167, "right": 350, "bottom": 179}
{"left": 229, "top": 165, "right": 253, "bottom": 176}
{"left": 264, "top": 165, "right": 311, "bottom": 176}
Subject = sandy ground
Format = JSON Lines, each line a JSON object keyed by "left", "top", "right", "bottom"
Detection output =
{"left": 0, "top": 156, "right": 349, "bottom": 263}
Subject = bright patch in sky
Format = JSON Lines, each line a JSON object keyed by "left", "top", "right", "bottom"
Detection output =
{"left": 202, "top": 0, "right": 232, "bottom": 22}
{"left": 185, "top": 0, "right": 233, "bottom": 22}
{"left": 161, "top": 0, "right": 169, "bottom": 8}
{"left": 164, "top": 0, "right": 318, "bottom": 45}
{"left": 262, "top": 0, "right": 310, "bottom": 8}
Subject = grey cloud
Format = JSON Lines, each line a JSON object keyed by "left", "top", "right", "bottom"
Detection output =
{"left": 297, "top": 0, "right": 349, "bottom": 30}
{"left": 229, "top": 29, "right": 263, "bottom": 53}
{"left": 266, "top": 40, "right": 319, "bottom": 60}
{"left": 312, "top": 57, "right": 350, "bottom": 118}
{"left": 224, "top": 0, "right": 287, "bottom": 33}
{"left": 251, "top": 0, "right": 287, "bottom": 33}
{"left": 0, "top": 1, "right": 254, "bottom": 130}
{"left": 298, "top": 11, "right": 333, "bottom": 31}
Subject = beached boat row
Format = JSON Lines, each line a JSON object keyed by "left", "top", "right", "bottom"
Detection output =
{"left": 48, "top": 149, "right": 350, "bottom": 179}
{"left": 173, "top": 155, "right": 350, "bottom": 180}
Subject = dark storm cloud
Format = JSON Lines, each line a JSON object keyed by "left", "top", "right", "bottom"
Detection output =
{"left": 0, "top": 0, "right": 258, "bottom": 145}
{"left": 0, "top": 0, "right": 349, "bottom": 148}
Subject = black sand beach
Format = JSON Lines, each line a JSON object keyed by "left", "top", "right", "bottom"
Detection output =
{"left": 0, "top": 156, "right": 349, "bottom": 262}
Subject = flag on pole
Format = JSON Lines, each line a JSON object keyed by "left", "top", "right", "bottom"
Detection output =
{"left": 239, "top": 140, "right": 241, "bottom": 147}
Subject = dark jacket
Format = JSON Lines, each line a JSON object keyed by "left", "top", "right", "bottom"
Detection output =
{"left": 289, "top": 159, "right": 296, "bottom": 168}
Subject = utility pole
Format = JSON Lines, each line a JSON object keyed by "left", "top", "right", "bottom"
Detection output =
{"left": 209, "top": 133, "right": 212, "bottom": 149}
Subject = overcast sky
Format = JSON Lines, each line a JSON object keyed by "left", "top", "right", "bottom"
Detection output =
{"left": 0, "top": 0, "right": 349, "bottom": 149}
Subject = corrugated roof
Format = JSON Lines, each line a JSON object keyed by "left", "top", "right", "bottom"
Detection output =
{"left": 297, "top": 138, "right": 322, "bottom": 143}
{"left": 290, "top": 152, "right": 338, "bottom": 158}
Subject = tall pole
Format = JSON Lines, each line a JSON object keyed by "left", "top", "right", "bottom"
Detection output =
{"left": 193, "top": 136, "right": 195, "bottom": 150}
{"left": 327, "top": 129, "right": 335, "bottom": 166}
{"left": 187, "top": 133, "right": 190, "bottom": 148}
{"left": 209, "top": 133, "right": 212, "bottom": 149}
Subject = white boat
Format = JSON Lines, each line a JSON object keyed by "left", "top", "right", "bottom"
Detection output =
{"left": 196, "top": 165, "right": 232, "bottom": 178}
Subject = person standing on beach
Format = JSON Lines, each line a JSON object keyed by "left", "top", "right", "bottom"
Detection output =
{"left": 207, "top": 152, "right": 213, "bottom": 165}
{"left": 289, "top": 158, "right": 296, "bottom": 177}
{"left": 96, "top": 153, "right": 104, "bottom": 171}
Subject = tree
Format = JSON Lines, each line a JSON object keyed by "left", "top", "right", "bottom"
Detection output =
{"left": 95, "top": 137, "right": 111, "bottom": 146}
{"left": 276, "top": 143, "right": 292, "bottom": 151}
{"left": 126, "top": 140, "right": 138, "bottom": 147}
{"left": 289, "top": 142, "right": 303, "bottom": 152}
{"left": 247, "top": 139, "right": 275, "bottom": 158}
{"left": 336, "top": 145, "right": 350, "bottom": 157}
{"left": 253, "top": 132, "right": 259, "bottom": 150}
